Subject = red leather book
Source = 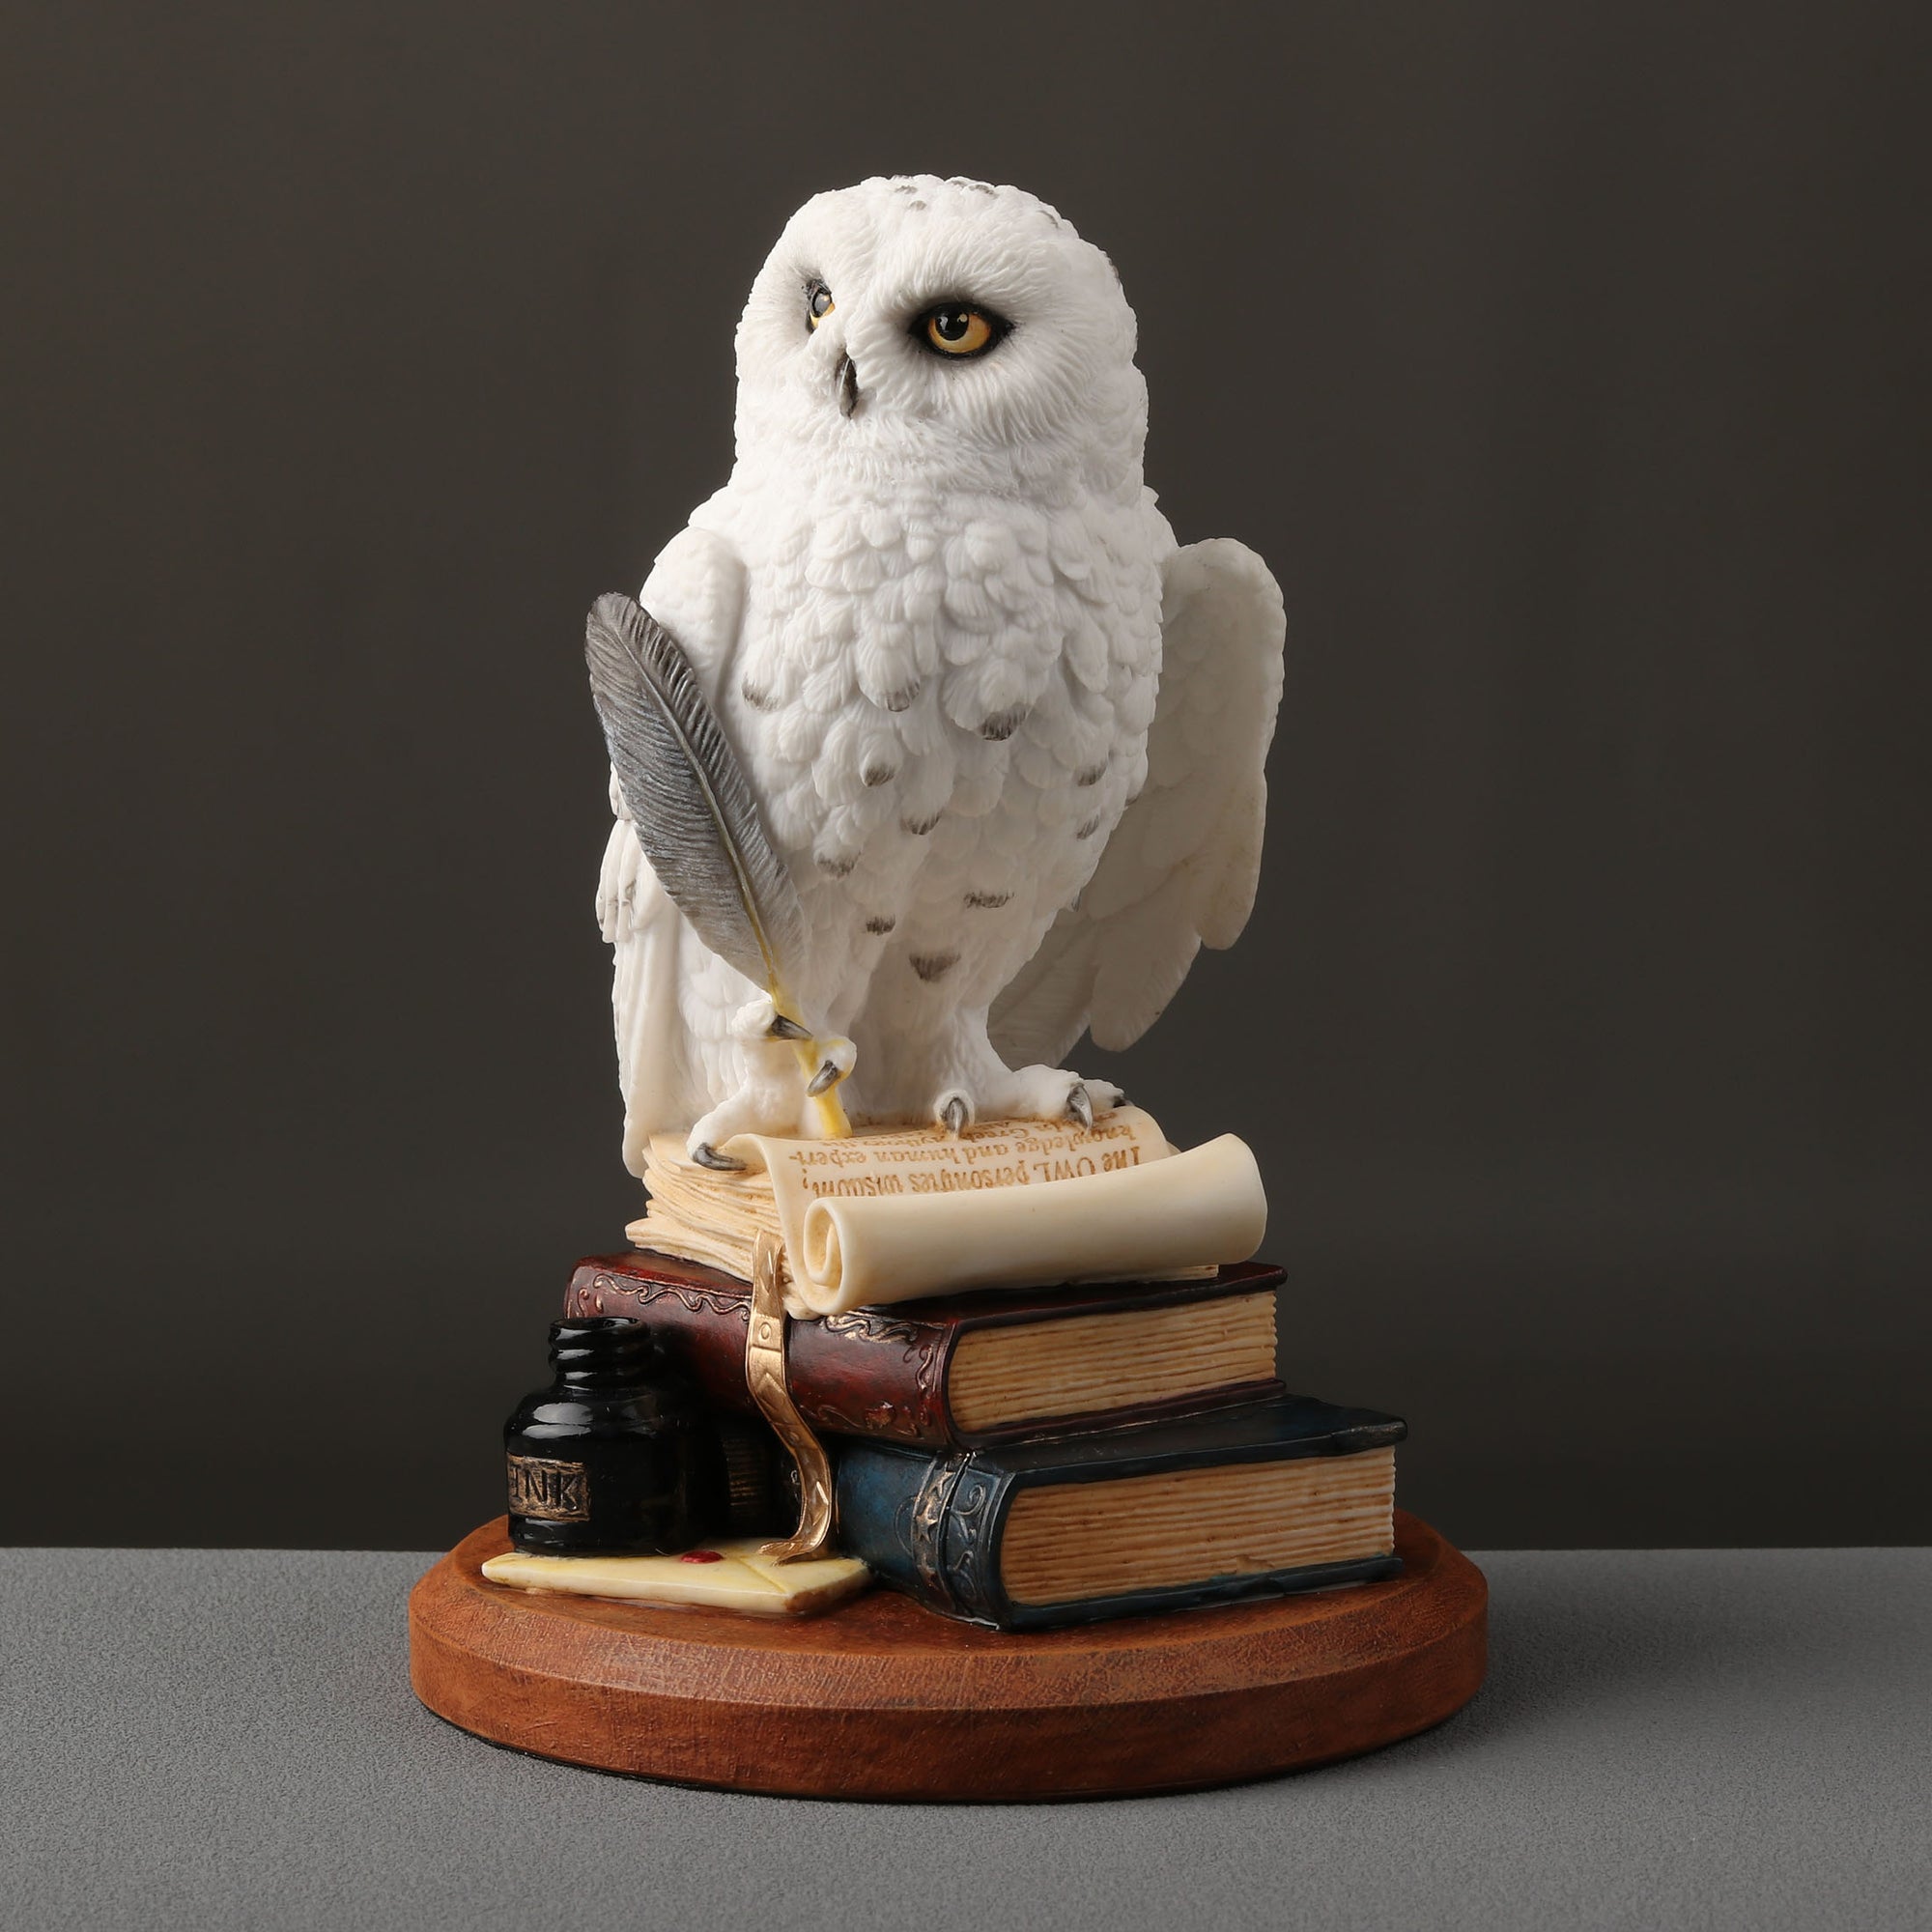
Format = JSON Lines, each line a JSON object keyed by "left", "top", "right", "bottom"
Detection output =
{"left": 567, "top": 1250, "right": 1285, "bottom": 1452}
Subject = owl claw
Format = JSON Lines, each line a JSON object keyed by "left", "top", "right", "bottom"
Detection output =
{"left": 766, "top": 1013, "right": 811, "bottom": 1042}
{"left": 802, "top": 1036, "right": 856, "bottom": 1101}
{"left": 692, "top": 1142, "right": 746, "bottom": 1172}
{"left": 940, "top": 1094, "right": 972, "bottom": 1138}
{"left": 1065, "top": 1083, "right": 1094, "bottom": 1132}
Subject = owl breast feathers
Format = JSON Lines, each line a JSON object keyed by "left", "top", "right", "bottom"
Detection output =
{"left": 595, "top": 176, "right": 1285, "bottom": 1168}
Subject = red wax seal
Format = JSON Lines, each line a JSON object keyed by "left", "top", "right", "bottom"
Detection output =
{"left": 678, "top": 1549, "right": 724, "bottom": 1564}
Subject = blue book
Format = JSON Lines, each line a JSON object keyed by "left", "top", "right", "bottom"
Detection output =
{"left": 835, "top": 1395, "right": 1405, "bottom": 1630}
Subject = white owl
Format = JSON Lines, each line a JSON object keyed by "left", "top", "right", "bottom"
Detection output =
{"left": 596, "top": 176, "right": 1285, "bottom": 1172}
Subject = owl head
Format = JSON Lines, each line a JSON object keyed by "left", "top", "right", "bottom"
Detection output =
{"left": 732, "top": 177, "right": 1147, "bottom": 496}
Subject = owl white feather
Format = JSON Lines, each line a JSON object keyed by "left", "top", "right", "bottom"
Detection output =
{"left": 595, "top": 177, "right": 1285, "bottom": 1172}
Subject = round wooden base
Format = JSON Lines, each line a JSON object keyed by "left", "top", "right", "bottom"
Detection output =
{"left": 410, "top": 1510, "right": 1485, "bottom": 1800}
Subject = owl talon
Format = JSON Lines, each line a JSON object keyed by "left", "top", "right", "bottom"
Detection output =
{"left": 692, "top": 1142, "right": 746, "bottom": 1172}
{"left": 940, "top": 1094, "right": 972, "bottom": 1138}
{"left": 806, "top": 1058, "right": 843, "bottom": 1097}
{"left": 766, "top": 1013, "right": 811, "bottom": 1042}
{"left": 1065, "top": 1083, "right": 1094, "bottom": 1132}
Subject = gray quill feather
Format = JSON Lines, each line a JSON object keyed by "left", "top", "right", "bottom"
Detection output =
{"left": 585, "top": 592, "right": 804, "bottom": 997}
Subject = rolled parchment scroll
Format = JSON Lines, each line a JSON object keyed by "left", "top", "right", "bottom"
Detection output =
{"left": 717, "top": 1111, "right": 1268, "bottom": 1317}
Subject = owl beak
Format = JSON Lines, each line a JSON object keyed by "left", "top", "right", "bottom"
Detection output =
{"left": 836, "top": 354, "right": 861, "bottom": 418}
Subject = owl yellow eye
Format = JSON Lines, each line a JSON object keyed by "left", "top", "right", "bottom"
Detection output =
{"left": 917, "top": 303, "right": 1007, "bottom": 358}
{"left": 806, "top": 281, "right": 834, "bottom": 329}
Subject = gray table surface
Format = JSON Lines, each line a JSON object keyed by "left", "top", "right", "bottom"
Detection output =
{"left": 4, "top": 1547, "right": 1927, "bottom": 1932}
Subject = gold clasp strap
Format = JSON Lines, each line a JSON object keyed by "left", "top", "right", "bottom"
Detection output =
{"left": 745, "top": 1230, "right": 837, "bottom": 1561}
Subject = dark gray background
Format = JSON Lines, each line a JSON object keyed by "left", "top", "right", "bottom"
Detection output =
{"left": 4, "top": 1, "right": 1925, "bottom": 1550}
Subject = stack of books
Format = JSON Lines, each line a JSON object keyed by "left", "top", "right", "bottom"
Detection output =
{"left": 569, "top": 1248, "right": 1404, "bottom": 1631}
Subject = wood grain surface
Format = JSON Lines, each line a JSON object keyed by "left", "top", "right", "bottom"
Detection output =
{"left": 409, "top": 1510, "right": 1487, "bottom": 1800}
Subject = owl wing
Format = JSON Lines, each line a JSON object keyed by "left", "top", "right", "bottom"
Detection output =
{"left": 597, "top": 523, "right": 748, "bottom": 1175}
{"left": 988, "top": 538, "right": 1286, "bottom": 1068}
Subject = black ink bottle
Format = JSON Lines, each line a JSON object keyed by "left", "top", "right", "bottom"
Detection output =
{"left": 503, "top": 1317, "right": 708, "bottom": 1556}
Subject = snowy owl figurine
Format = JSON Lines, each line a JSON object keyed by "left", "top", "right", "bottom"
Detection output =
{"left": 588, "top": 176, "right": 1285, "bottom": 1174}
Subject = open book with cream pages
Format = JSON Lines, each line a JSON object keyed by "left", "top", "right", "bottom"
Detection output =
{"left": 627, "top": 1107, "right": 1268, "bottom": 1316}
